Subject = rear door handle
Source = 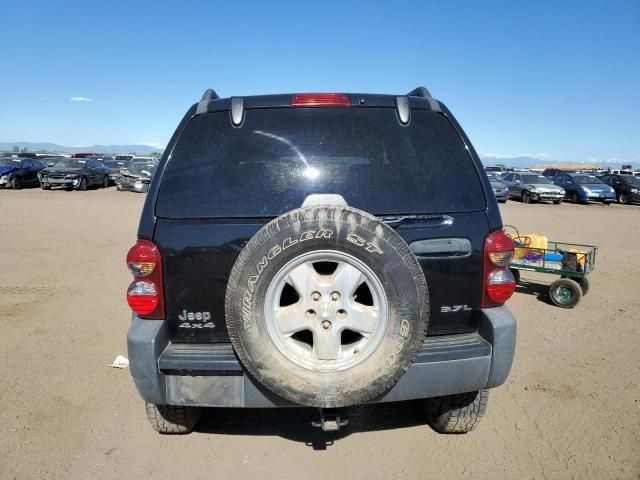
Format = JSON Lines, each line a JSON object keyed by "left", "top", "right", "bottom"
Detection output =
{"left": 409, "top": 238, "right": 472, "bottom": 258}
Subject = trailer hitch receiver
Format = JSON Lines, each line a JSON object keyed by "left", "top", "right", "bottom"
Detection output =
{"left": 311, "top": 409, "right": 348, "bottom": 432}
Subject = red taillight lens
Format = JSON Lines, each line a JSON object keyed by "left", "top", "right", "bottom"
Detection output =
{"left": 126, "top": 239, "right": 164, "bottom": 319}
{"left": 127, "top": 240, "right": 159, "bottom": 276}
{"left": 290, "top": 93, "right": 351, "bottom": 107}
{"left": 127, "top": 281, "right": 159, "bottom": 315}
{"left": 486, "top": 270, "right": 516, "bottom": 303}
{"left": 485, "top": 230, "right": 515, "bottom": 266}
{"left": 483, "top": 229, "right": 516, "bottom": 307}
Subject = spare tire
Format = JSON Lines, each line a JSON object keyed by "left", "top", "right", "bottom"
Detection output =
{"left": 225, "top": 206, "right": 429, "bottom": 407}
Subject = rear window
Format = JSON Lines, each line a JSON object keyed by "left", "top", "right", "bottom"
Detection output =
{"left": 156, "top": 108, "right": 485, "bottom": 218}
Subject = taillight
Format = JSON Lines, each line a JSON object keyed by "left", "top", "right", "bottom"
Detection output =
{"left": 126, "top": 239, "right": 164, "bottom": 319}
{"left": 290, "top": 93, "right": 352, "bottom": 107}
{"left": 482, "top": 230, "right": 515, "bottom": 307}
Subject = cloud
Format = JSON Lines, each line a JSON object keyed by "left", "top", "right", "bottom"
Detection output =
{"left": 481, "top": 152, "right": 551, "bottom": 160}
{"left": 69, "top": 96, "right": 93, "bottom": 102}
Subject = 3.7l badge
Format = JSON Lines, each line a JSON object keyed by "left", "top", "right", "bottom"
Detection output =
{"left": 440, "top": 304, "right": 472, "bottom": 313}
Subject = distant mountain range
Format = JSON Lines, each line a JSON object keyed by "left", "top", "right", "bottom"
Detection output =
{"left": 0, "top": 142, "right": 632, "bottom": 170}
{"left": 0, "top": 142, "right": 163, "bottom": 155}
{"left": 480, "top": 155, "right": 632, "bottom": 170}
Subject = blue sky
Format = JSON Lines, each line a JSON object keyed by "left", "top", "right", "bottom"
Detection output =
{"left": 1, "top": 0, "right": 638, "bottom": 163}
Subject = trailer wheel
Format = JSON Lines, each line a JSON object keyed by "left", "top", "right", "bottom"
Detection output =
{"left": 561, "top": 276, "right": 589, "bottom": 296}
{"left": 577, "top": 277, "right": 589, "bottom": 295}
{"left": 549, "top": 278, "right": 582, "bottom": 308}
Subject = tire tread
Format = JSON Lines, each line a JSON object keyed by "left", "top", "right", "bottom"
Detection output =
{"left": 426, "top": 389, "right": 488, "bottom": 434}
{"left": 145, "top": 403, "right": 201, "bottom": 434}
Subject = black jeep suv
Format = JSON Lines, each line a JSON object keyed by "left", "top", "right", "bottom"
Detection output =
{"left": 126, "top": 87, "right": 517, "bottom": 435}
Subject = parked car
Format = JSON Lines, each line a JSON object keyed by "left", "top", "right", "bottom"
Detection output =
{"left": 502, "top": 171, "right": 565, "bottom": 204}
{"left": 552, "top": 173, "right": 616, "bottom": 204}
{"left": 126, "top": 87, "right": 518, "bottom": 435}
{"left": 597, "top": 173, "right": 640, "bottom": 204}
{"left": 42, "top": 157, "right": 64, "bottom": 168}
{"left": 38, "top": 157, "right": 109, "bottom": 190}
{"left": 0, "top": 152, "right": 39, "bottom": 159}
{"left": 103, "top": 159, "right": 130, "bottom": 185}
{"left": 0, "top": 157, "right": 44, "bottom": 189}
{"left": 485, "top": 166, "right": 505, "bottom": 175}
{"left": 542, "top": 168, "right": 574, "bottom": 178}
{"left": 487, "top": 173, "right": 509, "bottom": 203}
{"left": 117, "top": 159, "right": 158, "bottom": 192}
{"left": 70, "top": 152, "right": 98, "bottom": 158}
{"left": 87, "top": 155, "right": 115, "bottom": 164}
{"left": 115, "top": 154, "right": 135, "bottom": 162}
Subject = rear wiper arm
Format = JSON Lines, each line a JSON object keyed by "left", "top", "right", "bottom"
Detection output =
{"left": 378, "top": 214, "right": 454, "bottom": 227}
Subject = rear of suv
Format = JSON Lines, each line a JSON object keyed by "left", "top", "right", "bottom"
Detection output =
{"left": 126, "top": 87, "right": 517, "bottom": 434}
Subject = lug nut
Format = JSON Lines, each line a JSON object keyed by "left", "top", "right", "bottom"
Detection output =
{"left": 321, "top": 320, "right": 331, "bottom": 330}
{"left": 306, "top": 310, "right": 316, "bottom": 320}
{"left": 331, "top": 292, "right": 340, "bottom": 301}
{"left": 336, "top": 309, "right": 347, "bottom": 319}
{"left": 312, "top": 292, "right": 321, "bottom": 301}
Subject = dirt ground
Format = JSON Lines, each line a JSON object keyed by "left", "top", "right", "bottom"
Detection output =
{"left": 0, "top": 188, "right": 638, "bottom": 480}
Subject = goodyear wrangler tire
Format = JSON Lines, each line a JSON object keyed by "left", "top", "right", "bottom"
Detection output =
{"left": 225, "top": 206, "right": 429, "bottom": 408}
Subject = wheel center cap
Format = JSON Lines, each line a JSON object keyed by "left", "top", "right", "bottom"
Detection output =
{"left": 318, "top": 302, "right": 334, "bottom": 320}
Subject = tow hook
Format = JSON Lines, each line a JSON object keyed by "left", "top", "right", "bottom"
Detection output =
{"left": 311, "top": 408, "right": 348, "bottom": 432}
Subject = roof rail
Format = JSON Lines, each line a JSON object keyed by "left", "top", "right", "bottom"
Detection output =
{"left": 407, "top": 86, "right": 432, "bottom": 98}
{"left": 196, "top": 88, "right": 220, "bottom": 114}
{"left": 200, "top": 88, "right": 220, "bottom": 101}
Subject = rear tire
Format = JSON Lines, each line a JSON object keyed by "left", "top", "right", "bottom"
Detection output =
{"left": 145, "top": 403, "right": 202, "bottom": 434}
{"left": 77, "top": 177, "right": 87, "bottom": 191}
{"left": 424, "top": 389, "right": 489, "bottom": 434}
{"left": 618, "top": 192, "right": 629, "bottom": 204}
{"left": 11, "top": 177, "right": 22, "bottom": 190}
{"left": 553, "top": 200, "right": 562, "bottom": 205}
{"left": 549, "top": 278, "right": 582, "bottom": 308}
{"left": 102, "top": 175, "right": 109, "bottom": 188}
{"left": 521, "top": 191, "right": 530, "bottom": 204}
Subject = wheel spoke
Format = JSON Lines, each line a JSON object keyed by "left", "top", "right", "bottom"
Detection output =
{"left": 286, "top": 262, "right": 321, "bottom": 298}
{"left": 343, "top": 304, "right": 378, "bottom": 336}
{"left": 312, "top": 328, "right": 342, "bottom": 360}
{"left": 275, "top": 304, "right": 307, "bottom": 337}
{"left": 331, "top": 262, "right": 366, "bottom": 297}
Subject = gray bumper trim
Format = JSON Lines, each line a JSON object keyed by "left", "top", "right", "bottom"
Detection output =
{"left": 127, "top": 306, "right": 517, "bottom": 406}
{"left": 479, "top": 305, "right": 517, "bottom": 388}
{"left": 127, "top": 315, "right": 168, "bottom": 404}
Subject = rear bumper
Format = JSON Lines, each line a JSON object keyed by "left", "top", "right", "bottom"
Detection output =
{"left": 127, "top": 306, "right": 517, "bottom": 407}
{"left": 530, "top": 192, "right": 564, "bottom": 201}
{"left": 493, "top": 190, "right": 508, "bottom": 201}
{"left": 583, "top": 191, "right": 616, "bottom": 202}
{"left": 119, "top": 180, "right": 149, "bottom": 192}
{"left": 40, "top": 177, "right": 79, "bottom": 188}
